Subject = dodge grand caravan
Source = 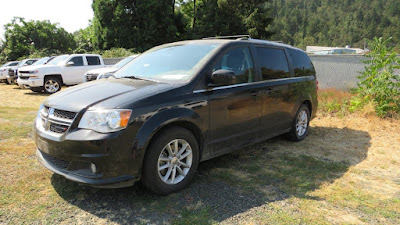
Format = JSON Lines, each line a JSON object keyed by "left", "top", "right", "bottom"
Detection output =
{"left": 35, "top": 37, "right": 318, "bottom": 195}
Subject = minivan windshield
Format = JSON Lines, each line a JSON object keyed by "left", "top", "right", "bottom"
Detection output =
{"left": 114, "top": 43, "right": 221, "bottom": 83}
{"left": 113, "top": 56, "right": 137, "bottom": 69}
{"left": 47, "top": 55, "right": 69, "bottom": 66}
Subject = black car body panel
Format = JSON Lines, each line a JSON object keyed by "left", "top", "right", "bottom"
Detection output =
{"left": 35, "top": 38, "right": 318, "bottom": 188}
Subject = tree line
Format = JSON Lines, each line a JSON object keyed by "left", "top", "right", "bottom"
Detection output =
{"left": 1, "top": 0, "right": 399, "bottom": 63}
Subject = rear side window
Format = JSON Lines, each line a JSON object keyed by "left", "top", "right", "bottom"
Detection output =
{"left": 288, "top": 49, "right": 315, "bottom": 77}
{"left": 86, "top": 56, "right": 101, "bottom": 65}
{"left": 256, "top": 47, "right": 290, "bottom": 80}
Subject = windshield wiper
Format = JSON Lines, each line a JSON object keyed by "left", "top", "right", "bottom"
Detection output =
{"left": 121, "top": 76, "right": 160, "bottom": 83}
{"left": 122, "top": 75, "right": 143, "bottom": 80}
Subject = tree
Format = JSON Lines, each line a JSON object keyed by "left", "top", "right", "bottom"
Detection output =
{"left": 179, "top": 0, "right": 273, "bottom": 39}
{"left": 92, "top": 0, "right": 182, "bottom": 51}
{"left": 1, "top": 17, "right": 76, "bottom": 60}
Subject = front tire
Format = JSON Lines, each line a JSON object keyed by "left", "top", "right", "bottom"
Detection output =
{"left": 44, "top": 77, "right": 62, "bottom": 94}
{"left": 287, "top": 104, "right": 310, "bottom": 142}
{"left": 142, "top": 127, "right": 199, "bottom": 195}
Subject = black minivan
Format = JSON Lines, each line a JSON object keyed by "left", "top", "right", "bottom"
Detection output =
{"left": 35, "top": 37, "right": 317, "bottom": 194}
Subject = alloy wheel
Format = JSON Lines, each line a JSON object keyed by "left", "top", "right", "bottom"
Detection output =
{"left": 157, "top": 139, "right": 193, "bottom": 185}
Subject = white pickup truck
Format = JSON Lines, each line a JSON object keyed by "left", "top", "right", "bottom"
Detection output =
{"left": 17, "top": 54, "right": 105, "bottom": 94}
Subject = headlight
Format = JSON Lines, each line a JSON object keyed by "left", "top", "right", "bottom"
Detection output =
{"left": 78, "top": 109, "right": 132, "bottom": 133}
{"left": 97, "top": 73, "right": 113, "bottom": 80}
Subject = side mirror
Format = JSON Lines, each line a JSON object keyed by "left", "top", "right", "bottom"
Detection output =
{"left": 209, "top": 69, "right": 236, "bottom": 87}
{"left": 66, "top": 61, "right": 75, "bottom": 67}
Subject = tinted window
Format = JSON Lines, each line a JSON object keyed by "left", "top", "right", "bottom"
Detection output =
{"left": 288, "top": 49, "right": 315, "bottom": 77}
{"left": 213, "top": 47, "right": 255, "bottom": 84}
{"left": 86, "top": 56, "right": 101, "bottom": 65}
{"left": 256, "top": 47, "right": 290, "bottom": 80}
{"left": 25, "top": 60, "right": 37, "bottom": 65}
{"left": 68, "top": 57, "right": 84, "bottom": 66}
{"left": 9, "top": 62, "right": 19, "bottom": 66}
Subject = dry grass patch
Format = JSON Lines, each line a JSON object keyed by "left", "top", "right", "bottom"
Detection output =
{"left": 0, "top": 84, "right": 399, "bottom": 224}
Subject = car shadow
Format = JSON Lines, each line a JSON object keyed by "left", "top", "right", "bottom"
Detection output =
{"left": 52, "top": 126, "right": 371, "bottom": 224}
{"left": 23, "top": 92, "right": 50, "bottom": 96}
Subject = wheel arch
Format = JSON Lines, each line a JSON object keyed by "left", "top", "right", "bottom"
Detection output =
{"left": 44, "top": 74, "right": 64, "bottom": 85}
{"left": 134, "top": 108, "right": 206, "bottom": 175}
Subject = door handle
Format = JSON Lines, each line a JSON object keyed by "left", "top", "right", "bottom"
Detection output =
{"left": 251, "top": 91, "right": 258, "bottom": 96}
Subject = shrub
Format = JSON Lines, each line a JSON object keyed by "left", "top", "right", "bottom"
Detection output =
{"left": 350, "top": 37, "right": 400, "bottom": 117}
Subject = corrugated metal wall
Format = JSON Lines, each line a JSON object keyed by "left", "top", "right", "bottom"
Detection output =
{"left": 310, "top": 55, "right": 366, "bottom": 90}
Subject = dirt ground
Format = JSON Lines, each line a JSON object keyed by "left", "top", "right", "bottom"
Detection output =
{"left": 0, "top": 84, "right": 399, "bottom": 224}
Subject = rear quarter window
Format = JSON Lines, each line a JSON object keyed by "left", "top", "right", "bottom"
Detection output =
{"left": 288, "top": 49, "right": 315, "bottom": 77}
{"left": 256, "top": 47, "right": 290, "bottom": 80}
{"left": 86, "top": 56, "right": 101, "bottom": 66}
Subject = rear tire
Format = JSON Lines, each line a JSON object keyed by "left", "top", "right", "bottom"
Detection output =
{"left": 142, "top": 127, "right": 199, "bottom": 195}
{"left": 286, "top": 104, "right": 310, "bottom": 142}
{"left": 43, "top": 77, "right": 62, "bottom": 94}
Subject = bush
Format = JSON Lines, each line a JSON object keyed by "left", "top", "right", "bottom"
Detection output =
{"left": 350, "top": 37, "right": 400, "bottom": 117}
{"left": 100, "top": 48, "right": 137, "bottom": 58}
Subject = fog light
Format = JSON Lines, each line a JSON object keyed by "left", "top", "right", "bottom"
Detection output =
{"left": 90, "top": 163, "right": 97, "bottom": 173}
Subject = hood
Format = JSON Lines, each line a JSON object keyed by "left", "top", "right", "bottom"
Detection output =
{"left": 43, "top": 78, "right": 175, "bottom": 112}
{"left": 18, "top": 64, "right": 56, "bottom": 72}
{"left": 85, "top": 67, "right": 117, "bottom": 75}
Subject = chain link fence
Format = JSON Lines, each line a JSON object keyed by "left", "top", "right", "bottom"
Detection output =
{"left": 105, "top": 55, "right": 371, "bottom": 91}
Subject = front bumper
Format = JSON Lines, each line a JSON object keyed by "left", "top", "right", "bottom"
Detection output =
{"left": 34, "top": 115, "right": 141, "bottom": 188}
{"left": 17, "top": 77, "right": 43, "bottom": 88}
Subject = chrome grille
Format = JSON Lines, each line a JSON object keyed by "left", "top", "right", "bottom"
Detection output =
{"left": 39, "top": 106, "right": 76, "bottom": 134}
{"left": 53, "top": 109, "right": 76, "bottom": 120}
{"left": 41, "top": 151, "right": 70, "bottom": 170}
{"left": 49, "top": 123, "right": 69, "bottom": 133}
{"left": 85, "top": 74, "right": 99, "bottom": 82}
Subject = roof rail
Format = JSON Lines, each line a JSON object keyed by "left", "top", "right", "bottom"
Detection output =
{"left": 202, "top": 35, "right": 252, "bottom": 40}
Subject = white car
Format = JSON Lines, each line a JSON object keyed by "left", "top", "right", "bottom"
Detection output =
{"left": 6, "top": 59, "right": 38, "bottom": 84}
{"left": 84, "top": 55, "right": 138, "bottom": 82}
{"left": 17, "top": 54, "right": 106, "bottom": 94}
{"left": 0, "top": 61, "right": 20, "bottom": 82}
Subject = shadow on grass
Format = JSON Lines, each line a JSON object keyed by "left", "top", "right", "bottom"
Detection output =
{"left": 23, "top": 92, "right": 50, "bottom": 97}
{"left": 52, "top": 126, "right": 371, "bottom": 224}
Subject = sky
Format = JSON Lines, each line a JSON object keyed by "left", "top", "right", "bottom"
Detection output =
{"left": 0, "top": 0, "right": 94, "bottom": 40}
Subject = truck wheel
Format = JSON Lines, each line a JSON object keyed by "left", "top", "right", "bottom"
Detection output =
{"left": 142, "top": 127, "right": 199, "bottom": 195}
{"left": 286, "top": 104, "right": 310, "bottom": 142}
{"left": 30, "top": 87, "right": 43, "bottom": 93}
{"left": 44, "top": 77, "right": 61, "bottom": 94}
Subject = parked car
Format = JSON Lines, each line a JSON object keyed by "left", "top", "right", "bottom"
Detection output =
{"left": 84, "top": 55, "right": 138, "bottom": 82}
{"left": 17, "top": 56, "right": 55, "bottom": 88}
{"left": 17, "top": 54, "right": 105, "bottom": 94}
{"left": 35, "top": 37, "right": 318, "bottom": 194}
{"left": 0, "top": 61, "right": 19, "bottom": 83}
{"left": 6, "top": 59, "right": 37, "bottom": 84}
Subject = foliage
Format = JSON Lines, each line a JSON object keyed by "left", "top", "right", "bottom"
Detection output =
{"left": 73, "top": 25, "right": 95, "bottom": 53}
{"left": 92, "top": 0, "right": 180, "bottom": 52}
{"left": 270, "top": 0, "right": 400, "bottom": 49}
{"left": 178, "top": 0, "right": 273, "bottom": 39}
{"left": 98, "top": 48, "right": 136, "bottom": 58}
{"left": 350, "top": 37, "right": 400, "bottom": 117}
{"left": 0, "top": 17, "right": 76, "bottom": 61}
